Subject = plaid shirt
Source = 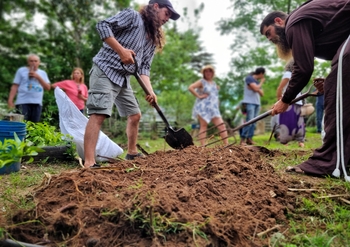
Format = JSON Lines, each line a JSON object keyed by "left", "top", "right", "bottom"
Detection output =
{"left": 93, "top": 8, "right": 156, "bottom": 88}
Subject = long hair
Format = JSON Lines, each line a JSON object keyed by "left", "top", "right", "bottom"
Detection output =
{"left": 71, "top": 67, "right": 85, "bottom": 84}
{"left": 285, "top": 58, "right": 294, "bottom": 72}
{"left": 139, "top": 4, "right": 166, "bottom": 51}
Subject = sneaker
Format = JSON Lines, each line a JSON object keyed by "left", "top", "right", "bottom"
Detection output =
{"left": 125, "top": 153, "right": 145, "bottom": 160}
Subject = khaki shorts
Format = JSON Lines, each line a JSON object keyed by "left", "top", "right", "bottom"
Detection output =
{"left": 86, "top": 64, "right": 140, "bottom": 117}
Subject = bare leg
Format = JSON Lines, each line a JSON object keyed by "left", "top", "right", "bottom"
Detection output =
{"left": 84, "top": 114, "right": 106, "bottom": 168}
{"left": 212, "top": 117, "right": 229, "bottom": 145}
{"left": 198, "top": 116, "right": 208, "bottom": 146}
{"left": 126, "top": 113, "right": 141, "bottom": 155}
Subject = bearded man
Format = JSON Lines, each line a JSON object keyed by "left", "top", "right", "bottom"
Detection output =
{"left": 260, "top": 0, "right": 350, "bottom": 178}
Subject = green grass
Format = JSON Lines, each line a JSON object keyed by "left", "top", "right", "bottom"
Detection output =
{"left": 0, "top": 162, "right": 76, "bottom": 219}
{"left": 250, "top": 126, "right": 321, "bottom": 148}
{"left": 134, "top": 126, "right": 323, "bottom": 154}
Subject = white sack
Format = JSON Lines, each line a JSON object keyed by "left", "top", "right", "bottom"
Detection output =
{"left": 54, "top": 87, "right": 123, "bottom": 161}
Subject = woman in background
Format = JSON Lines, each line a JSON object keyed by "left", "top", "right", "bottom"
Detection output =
{"left": 52, "top": 68, "right": 88, "bottom": 113}
{"left": 188, "top": 65, "right": 228, "bottom": 146}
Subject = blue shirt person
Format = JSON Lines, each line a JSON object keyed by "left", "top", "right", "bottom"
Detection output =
{"left": 7, "top": 54, "right": 51, "bottom": 123}
{"left": 240, "top": 67, "right": 266, "bottom": 145}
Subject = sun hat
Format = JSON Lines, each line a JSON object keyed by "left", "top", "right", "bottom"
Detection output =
{"left": 201, "top": 65, "right": 216, "bottom": 75}
{"left": 149, "top": 0, "right": 180, "bottom": 20}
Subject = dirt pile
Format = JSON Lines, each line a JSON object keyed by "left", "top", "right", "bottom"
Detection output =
{"left": 7, "top": 145, "right": 298, "bottom": 247}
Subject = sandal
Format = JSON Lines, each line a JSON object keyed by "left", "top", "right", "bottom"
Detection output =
{"left": 125, "top": 153, "right": 145, "bottom": 160}
{"left": 90, "top": 164, "right": 101, "bottom": 168}
{"left": 285, "top": 166, "right": 305, "bottom": 174}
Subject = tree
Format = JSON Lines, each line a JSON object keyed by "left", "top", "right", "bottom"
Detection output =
{"left": 214, "top": 0, "right": 331, "bottom": 126}
{"left": 0, "top": 0, "right": 219, "bottom": 132}
{"left": 0, "top": 0, "right": 37, "bottom": 103}
{"left": 0, "top": 0, "right": 131, "bottom": 123}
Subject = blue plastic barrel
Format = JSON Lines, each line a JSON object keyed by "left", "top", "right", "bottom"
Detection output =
{"left": 0, "top": 120, "right": 27, "bottom": 175}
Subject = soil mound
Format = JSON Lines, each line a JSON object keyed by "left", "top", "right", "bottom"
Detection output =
{"left": 7, "top": 145, "right": 297, "bottom": 247}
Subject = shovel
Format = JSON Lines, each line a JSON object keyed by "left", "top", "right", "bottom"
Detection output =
{"left": 206, "top": 81, "right": 324, "bottom": 147}
{"left": 121, "top": 57, "right": 193, "bottom": 149}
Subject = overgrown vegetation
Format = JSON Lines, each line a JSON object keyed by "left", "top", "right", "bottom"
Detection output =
{"left": 25, "top": 121, "right": 77, "bottom": 160}
{"left": 26, "top": 121, "right": 72, "bottom": 147}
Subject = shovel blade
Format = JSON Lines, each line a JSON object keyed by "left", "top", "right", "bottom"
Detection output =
{"left": 165, "top": 128, "right": 194, "bottom": 149}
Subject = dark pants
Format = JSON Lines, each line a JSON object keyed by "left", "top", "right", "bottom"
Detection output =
{"left": 240, "top": 103, "right": 260, "bottom": 139}
{"left": 316, "top": 101, "right": 324, "bottom": 133}
{"left": 298, "top": 37, "right": 350, "bottom": 176}
{"left": 16, "top": 104, "right": 42, "bottom": 123}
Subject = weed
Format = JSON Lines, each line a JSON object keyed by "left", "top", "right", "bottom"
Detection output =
{"left": 125, "top": 164, "right": 140, "bottom": 173}
{"left": 122, "top": 204, "right": 210, "bottom": 245}
{"left": 124, "top": 206, "right": 144, "bottom": 227}
{"left": 182, "top": 219, "right": 209, "bottom": 246}
{"left": 128, "top": 179, "right": 143, "bottom": 189}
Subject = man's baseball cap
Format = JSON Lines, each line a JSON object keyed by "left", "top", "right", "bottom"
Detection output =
{"left": 149, "top": 0, "right": 180, "bottom": 20}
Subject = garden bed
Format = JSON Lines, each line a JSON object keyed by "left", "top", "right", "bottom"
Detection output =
{"left": 1, "top": 145, "right": 317, "bottom": 246}
{"left": 22, "top": 145, "right": 75, "bottom": 163}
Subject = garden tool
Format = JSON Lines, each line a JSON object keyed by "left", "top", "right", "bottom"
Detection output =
{"left": 193, "top": 122, "right": 225, "bottom": 138}
{"left": 121, "top": 56, "right": 193, "bottom": 149}
{"left": 265, "top": 123, "right": 278, "bottom": 145}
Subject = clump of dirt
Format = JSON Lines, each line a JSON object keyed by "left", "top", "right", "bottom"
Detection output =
{"left": 6, "top": 145, "right": 301, "bottom": 246}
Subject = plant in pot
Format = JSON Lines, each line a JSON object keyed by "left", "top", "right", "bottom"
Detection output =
{"left": 0, "top": 133, "right": 43, "bottom": 174}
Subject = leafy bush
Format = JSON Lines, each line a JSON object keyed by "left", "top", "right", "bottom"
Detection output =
{"left": 25, "top": 121, "right": 77, "bottom": 160}
{"left": 26, "top": 121, "right": 72, "bottom": 147}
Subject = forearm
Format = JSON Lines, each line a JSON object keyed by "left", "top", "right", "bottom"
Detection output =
{"left": 188, "top": 87, "right": 199, "bottom": 97}
{"left": 105, "top": 37, "right": 124, "bottom": 55}
{"left": 8, "top": 85, "right": 18, "bottom": 107}
{"left": 249, "top": 83, "right": 263, "bottom": 94}
{"left": 258, "top": 89, "right": 264, "bottom": 96}
{"left": 188, "top": 80, "right": 203, "bottom": 98}
{"left": 79, "top": 95, "right": 88, "bottom": 101}
{"left": 38, "top": 78, "right": 50, "bottom": 90}
{"left": 277, "top": 79, "right": 289, "bottom": 100}
{"left": 140, "top": 74, "right": 155, "bottom": 95}
{"left": 104, "top": 37, "right": 135, "bottom": 64}
{"left": 258, "top": 78, "right": 265, "bottom": 87}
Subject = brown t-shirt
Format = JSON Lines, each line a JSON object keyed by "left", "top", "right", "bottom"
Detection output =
{"left": 282, "top": 0, "right": 350, "bottom": 103}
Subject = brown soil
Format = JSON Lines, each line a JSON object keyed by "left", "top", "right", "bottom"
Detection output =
{"left": 3, "top": 145, "right": 323, "bottom": 247}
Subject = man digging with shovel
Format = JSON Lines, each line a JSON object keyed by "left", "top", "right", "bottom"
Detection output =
{"left": 260, "top": 0, "right": 350, "bottom": 180}
{"left": 83, "top": 0, "right": 180, "bottom": 168}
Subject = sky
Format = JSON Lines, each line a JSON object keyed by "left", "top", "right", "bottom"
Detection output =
{"left": 136, "top": 0, "right": 235, "bottom": 76}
